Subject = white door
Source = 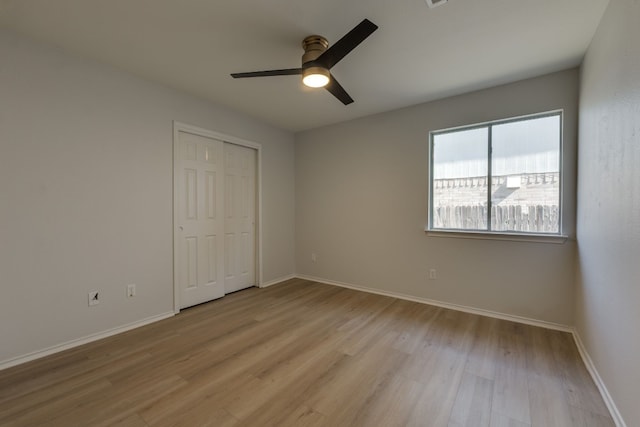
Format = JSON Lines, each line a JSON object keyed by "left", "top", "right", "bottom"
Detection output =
{"left": 223, "top": 143, "right": 256, "bottom": 294}
{"left": 175, "top": 131, "right": 225, "bottom": 309}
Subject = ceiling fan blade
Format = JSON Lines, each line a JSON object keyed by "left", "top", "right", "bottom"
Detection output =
{"left": 315, "top": 19, "right": 378, "bottom": 69}
{"left": 325, "top": 74, "right": 354, "bottom": 105}
{"left": 231, "top": 68, "right": 302, "bottom": 78}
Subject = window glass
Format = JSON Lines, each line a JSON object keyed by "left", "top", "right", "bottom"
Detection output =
{"left": 432, "top": 127, "right": 488, "bottom": 230}
{"left": 491, "top": 115, "right": 560, "bottom": 233}
{"left": 429, "top": 112, "right": 561, "bottom": 235}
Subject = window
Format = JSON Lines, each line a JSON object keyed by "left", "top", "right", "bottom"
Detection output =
{"left": 428, "top": 111, "right": 562, "bottom": 236}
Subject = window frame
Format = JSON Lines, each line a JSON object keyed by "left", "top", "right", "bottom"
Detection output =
{"left": 427, "top": 110, "right": 566, "bottom": 241}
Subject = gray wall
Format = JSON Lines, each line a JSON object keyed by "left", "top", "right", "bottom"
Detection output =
{"left": 576, "top": 0, "right": 640, "bottom": 425}
{"left": 0, "top": 30, "right": 295, "bottom": 364}
{"left": 296, "top": 69, "right": 579, "bottom": 325}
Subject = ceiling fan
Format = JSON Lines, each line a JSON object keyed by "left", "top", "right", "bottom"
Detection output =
{"left": 230, "top": 19, "right": 378, "bottom": 105}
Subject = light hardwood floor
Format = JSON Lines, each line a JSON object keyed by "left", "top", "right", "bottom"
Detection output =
{"left": 0, "top": 279, "right": 614, "bottom": 427}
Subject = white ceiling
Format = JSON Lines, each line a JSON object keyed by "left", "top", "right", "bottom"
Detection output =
{"left": 0, "top": 0, "right": 609, "bottom": 132}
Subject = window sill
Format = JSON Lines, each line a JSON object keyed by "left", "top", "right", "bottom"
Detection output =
{"left": 425, "top": 229, "right": 569, "bottom": 244}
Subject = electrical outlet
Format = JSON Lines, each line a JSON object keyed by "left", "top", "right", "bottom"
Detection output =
{"left": 88, "top": 291, "right": 100, "bottom": 306}
{"left": 127, "top": 284, "right": 136, "bottom": 298}
{"left": 429, "top": 269, "right": 437, "bottom": 280}
{"left": 311, "top": 253, "right": 317, "bottom": 262}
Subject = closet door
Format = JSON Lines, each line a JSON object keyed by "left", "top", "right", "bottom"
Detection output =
{"left": 223, "top": 143, "right": 256, "bottom": 294}
{"left": 175, "top": 131, "right": 225, "bottom": 309}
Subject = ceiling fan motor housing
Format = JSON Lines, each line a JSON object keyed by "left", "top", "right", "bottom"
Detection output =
{"left": 302, "top": 35, "right": 329, "bottom": 66}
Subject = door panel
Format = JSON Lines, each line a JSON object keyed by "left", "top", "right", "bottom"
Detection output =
{"left": 224, "top": 232, "right": 235, "bottom": 280}
{"left": 176, "top": 131, "right": 225, "bottom": 309}
{"left": 223, "top": 143, "right": 256, "bottom": 293}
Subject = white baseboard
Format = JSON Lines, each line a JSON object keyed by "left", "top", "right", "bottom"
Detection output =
{"left": 260, "top": 274, "right": 296, "bottom": 288}
{"left": 296, "top": 274, "right": 572, "bottom": 332}
{"left": 572, "top": 331, "right": 627, "bottom": 427}
{"left": 0, "top": 311, "right": 174, "bottom": 371}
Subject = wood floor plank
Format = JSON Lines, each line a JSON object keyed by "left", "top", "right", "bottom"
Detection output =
{"left": 526, "top": 327, "right": 573, "bottom": 427}
{"left": 98, "top": 412, "right": 151, "bottom": 427}
{"left": 403, "top": 310, "right": 478, "bottom": 427}
{"left": 449, "top": 372, "right": 494, "bottom": 427}
{"left": 406, "top": 351, "right": 467, "bottom": 427}
{"left": 547, "top": 329, "right": 612, "bottom": 418}
{"left": 313, "top": 350, "right": 409, "bottom": 426}
{"left": 307, "top": 345, "right": 408, "bottom": 417}
{"left": 46, "top": 374, "right": 187, "bottom": 427}
{"left": 489, "top": 412, "right": 531, "bottom": 427}
{"left": 137, "top": 330, "right": 299, "bottom": 425}
{"left": 568, "top": 404, "right": 616, "bottom": 427}
{"left": 527, "top": 373, "right": 574, "bottom": 427}
{"left": 0, "top": 280, "right": 615, "bottom": 427}
{"left": 491, "top": 321, "right": 531, "bottom": 425}
{"left": 464, "top": 316, "right": 500, "bottom": 380}
{"left": 346, "top": 374, "right": 424, "bottom": 427}
{"left": 224, "top": 327, "right": 349, "bottom": 419}
{"left": 232, "top": 351, "right": 350, "bottom": 427}
{"left": 275, "top": 405, "right": 327, "bottom": 427}
{"left": 391, "top": 301, "right": 440, "bottom": 355}
{"left": 0, "top": 378, "right": 113, "bottom": 427}
{"left": 149, "top": 402, "right": 239, "bottom": 427}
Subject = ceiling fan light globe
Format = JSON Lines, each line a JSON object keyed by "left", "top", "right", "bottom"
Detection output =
{"left": 302, "top": 66, "right": 330, "bottom": 88}
{"left": 303, "top": 74, "right": 330, "bottom": 88}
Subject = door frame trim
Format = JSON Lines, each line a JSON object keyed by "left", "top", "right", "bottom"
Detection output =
{"left": 172, "top": 121, "right": 262, "bottom": 313}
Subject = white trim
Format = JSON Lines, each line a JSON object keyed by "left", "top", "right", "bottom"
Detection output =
{"left": 260, "top": 274, "right": 296, "bottom": 288}
{"left": 426, "top": 230, "right": 569, "bottom": 244}
{"left": 0, "top": 312, "right": 174, "bottom": 371}
{"left": 173, "top": 121, "right": 262, "bottom": 150}
{"left": 172, "top": 121, "right": 262, "bottom": 312}
{"left": 256, "top": 148, "right": 263, "bottom": 288}
{"left": 172, "top": 123, "right": 181, "bottom": 313}
{"left": 572, "top": 331, "right": 627, "bottom": 427}
{"left": 295, "top": 274, "right": 572, "bottom": 332}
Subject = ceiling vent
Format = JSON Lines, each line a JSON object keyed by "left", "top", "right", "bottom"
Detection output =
{"left": 425, "top": 0, "right": 448, "bottom": 8}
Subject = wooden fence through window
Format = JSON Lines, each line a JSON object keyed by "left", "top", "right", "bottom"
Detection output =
{"left": 433, "top": 204, "right": 559, "bottom": 233}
